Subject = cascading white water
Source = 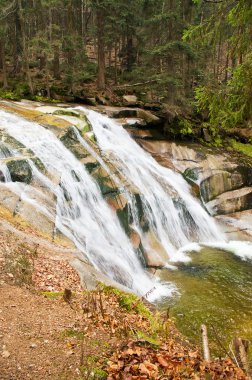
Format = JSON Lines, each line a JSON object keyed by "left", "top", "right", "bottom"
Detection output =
{"left": 81, "top": 108, "right": 225, "bottom": 262}
{"left": 0, "top": 110, "right": 174, "bottom": 300}
{"left": 0, "top": 142, "right": 12, "bottom": 182}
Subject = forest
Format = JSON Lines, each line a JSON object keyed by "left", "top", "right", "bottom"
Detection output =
{"left": 0, "top": 0, "right": 251, "bottom": 140}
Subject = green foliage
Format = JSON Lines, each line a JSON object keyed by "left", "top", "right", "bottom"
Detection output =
{"left": 178, "top": 118, "right": 193, "bottom": 136}
{"left": 195, "top": 52, "right": 252, "bottom": 133}
{"left": 41, "top": 291, "right": 64, "bottom": 299}
{"left": 230, "top": 140, "right": 252, "bottom": 158}
{"left": 0, "top": 89, "right": 20, "bottom": 101}
{"left": 135, "top": 330, "right": 160, "bottom": 347}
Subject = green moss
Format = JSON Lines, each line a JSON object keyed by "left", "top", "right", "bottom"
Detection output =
{"left": 0, "top": 89, "right": 21, "bottom": 101}
{"left": 135, "top": 330, "right": 160, "bottom": 347}
{"left": 231, "top": 139, "right": 252, "bottom": 158}
{"left": 53, "top": 109, "right": 81, "bottom": 118}
{"left": 81, "top": 124, "right": 91, "bottom": 134}
{"left": 183, "top": 167, "right": 199, "bottom": 182}
{"left": 99, "top": 284, "right": 152, "bottom": 319}
{"left": 93, "top": 368, "right": 108, "bottom": 380}
{"left": 61, "top": 329, "right": 85, "bottom": 340}
{"left": 31, "top": 157, "right": 46, "bottom": 173}
{"left": 116, "top": 205, "right": 130, "bottom": 234}
{"left": 41, "top": 291, "right": 64, "bottom": 299}
{"left": 30, "top": 95, "right": 58, "bottom": 103}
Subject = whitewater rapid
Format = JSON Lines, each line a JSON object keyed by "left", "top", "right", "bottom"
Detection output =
{"left": 0, "top": 109, "right": 174, "bottom": 300}
{"left": 0, "top": 107, "right": 251, "bottom": 301}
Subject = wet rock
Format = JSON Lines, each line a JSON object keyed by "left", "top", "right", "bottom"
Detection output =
{"left": 0, "top": 170, "right": 5, "bottom": 182}
{"left": 106, "top": 193, "right": 128, "bottom": 211}
{"left": 60, "top": 127, "right": 91, "bottom": 160}
{"left": 85, "top": 97, "right": 97, "bottom": 106}
{"left": 142, "top": 249, "right": 166, "bottom": 269}
{"left": 129, "top": 229, "right": 141, "bottom": 250}
{"left": 7, "top": 159, "right": 32, "bottom": 184}
{"left": 53, "top": 109, "right": 81, "bottom": 118}
{"left": 202, "top": 128, "right": 212, "bottom": 142}
{"left": 92, "top": 166, "right": 118, "bottom": 196}
{"left": 207, "top": 187, "right": 252, "bottom": 216}
{"left": 123, "top": 95, "right": 138, "bottom": 106}
{"left": 96, "top": 95, "right": 108, "bottom": 105}
{"left": 137, "top": 109, "right": 161, "bottom": 126}
{"left": 0, "top": 184, "right": 20, "bottom": 213}
{"left": 200, "top": 169, "right": 250, "bottom": 203}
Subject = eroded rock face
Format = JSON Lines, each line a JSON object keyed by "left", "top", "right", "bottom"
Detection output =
{"left": 207, "top": 188, "right": 252, "bottom": 216}
{"left": 140, "top": 140, "right": 252, "bottom": 218}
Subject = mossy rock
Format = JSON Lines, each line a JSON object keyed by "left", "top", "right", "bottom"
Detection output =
{"left": 53, "top": 109, "right": 92, "bottom": 135}
{"left": 31, "top": 157, "right": 46, "bottom": 173}
{"left": 60, "top": 127, "right": 91, "bottom": 159}
{"left": 92, "top": 166, "right": 118, "bottom": 196}
{"left": 53, "top": 109, "right": 81, "bottom": 118}
{"left": 85, "top": 161, "right": 100, "bottom": 174}
{"left": 183, "top": 167, "right": 200, "bottom": 183}
{"left": 0, "top": 132, "right": 26, "bottom": 151}
{"left": 7, "top": 159, "right": 32, "bottom": 184}
{"left": 117, "top": 204, "right": 130, "bottom": 234}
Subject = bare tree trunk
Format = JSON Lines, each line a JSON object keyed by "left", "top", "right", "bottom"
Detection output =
{"left": 53, "top": 46, "right": 61, "bottom": 80}
{"left": 114, "top": 42, "right": 118, "bottom": 85}
{"left": 0, "top": 39, "right": 8, "bottom": 88}
{"left": 17, "top": 0, "right": 34, "bottom": 94}
{"left": 96, "top": 5, "right": 105, "bottom": 90}
{"left": 48, "top": 8, "right": 52, "bottom": 42}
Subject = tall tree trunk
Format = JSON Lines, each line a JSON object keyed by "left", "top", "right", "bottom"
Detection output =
{"left": 0, "top": 39, "right": 8, "bottom": 88}
{"left": 96, "top": 5, "right": 105, "bottom": 90}
{"left": 17, "top": 0, "right": 34, "bottom": 94}
{"left": 53, "top": 46, "right": 61, "bottom": 80}
{"left": 114, "top": 42, "right": 118, "bottom": 85}
{"left": 13, "top": 1, "right": 22, "bottom": 74}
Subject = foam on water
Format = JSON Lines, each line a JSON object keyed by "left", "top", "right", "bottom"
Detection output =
{"left": 203, "top": 241, "right": 252, "bottom": 261}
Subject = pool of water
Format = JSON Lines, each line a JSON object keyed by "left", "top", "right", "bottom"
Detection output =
{"left": 158, "top": 247, "right": 252, "bottom": 360}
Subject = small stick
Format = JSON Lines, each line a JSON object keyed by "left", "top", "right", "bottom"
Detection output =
{"left": 201, "top": 324, "right": 211, "bottom": 361}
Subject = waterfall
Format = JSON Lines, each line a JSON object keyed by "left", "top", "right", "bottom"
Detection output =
{"left": 79, "top": 108, "right": 224, "bottom": 262}
{"left": 0, "top": 142, "right": 12, "bottom": 182}
{"left": 0, "top": 110, "right": 174, "bottom": 300}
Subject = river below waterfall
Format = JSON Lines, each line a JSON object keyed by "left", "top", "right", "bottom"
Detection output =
{"left": 159, "top": 246, "right": 252, "bottom": 358}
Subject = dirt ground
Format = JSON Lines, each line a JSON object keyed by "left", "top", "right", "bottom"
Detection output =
{"left": 0, "top": 217, "right": 112, "bottom": 380}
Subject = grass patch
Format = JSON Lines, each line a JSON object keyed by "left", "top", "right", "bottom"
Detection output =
{"left": 61, "top": 328, "right": 85, "bottom": 340}
{"left": 41, "top": 291, "right": 64, "bottom": 299}
{"left": 4, "top": 242, "right": 38, "bottom": 286}
{"left": 97, "top": 284, "right": 153, "bottom": 320}
{"left": 231, "top": 139, "right": 252, "bottom": 158}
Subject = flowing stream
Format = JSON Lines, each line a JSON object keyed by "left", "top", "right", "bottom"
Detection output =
{"left": 0, "top": 106, "right": 252, "bottom": 305}
{"left": 81, "top": 108, "right": 224, "bottom": 261}
{"left": 0, "top": 109, "right": 172, "bottom": 299}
